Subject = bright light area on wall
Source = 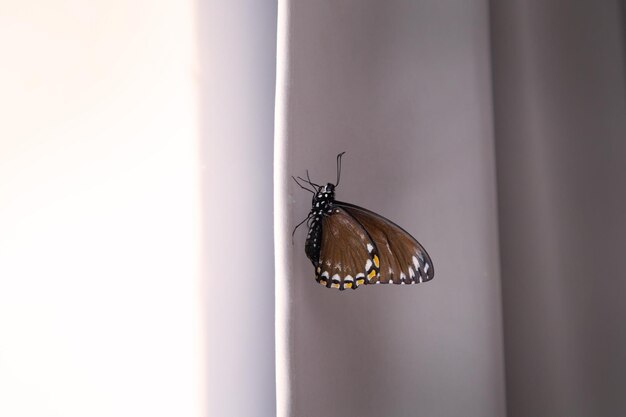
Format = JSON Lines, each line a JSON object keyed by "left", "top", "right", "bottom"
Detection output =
{"left": 0, "top": 2, "right": 205, "bottom": 416}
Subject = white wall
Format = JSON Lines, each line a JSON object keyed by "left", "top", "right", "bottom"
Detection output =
{"left": 0, "top": 2, "right": 205, "bottom": 416}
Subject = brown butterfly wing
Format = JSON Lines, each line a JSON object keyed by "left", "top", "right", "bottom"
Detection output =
{"left": 317, "top": 207, "right": 380, "bottom": 290}
{"left": 337, "top": 202, "right": 434, "bottom": 285}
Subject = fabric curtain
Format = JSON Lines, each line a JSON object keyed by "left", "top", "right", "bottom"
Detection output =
{"left": 275, "top": 1, "right": 626, "bottom": 417}
{"left": 492, "top": 1, "right": 626, "bottom": 416}
{"left": 275, "top": 1, "right": 505, "bottom": 416}
{"left": 202, "top": 1, "right": 277, "bottom": 417}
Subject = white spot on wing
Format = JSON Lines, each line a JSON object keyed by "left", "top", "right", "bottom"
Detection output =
{"left": 409, "top": 267, "right": 415, "bottom": 278}
{"left": 331, "top": 274, "right": 340, "bottom": 282}
{"left": 344, "top": 275, "right": 354, "bottom": 282}
{"left": 412, "top": 256, "right": 419, "bottom": 270}
{"left": 322, "top": 271, "right": 329, "bottom": 279}
{"left": 365, "top": 259, "right": 373, "bottom": 271}
{"left": 424, "top": 263, "right": 430, "bottom": 273}
{"left": 367, "top": 243, "right": 374, "bottom": 253}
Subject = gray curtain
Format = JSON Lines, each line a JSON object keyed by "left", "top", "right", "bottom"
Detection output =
{"left": 492, "top": 1, "right": 626, "bottom": 416}
{"left": 274, "top": 1, "right": 626, "bottom": 417}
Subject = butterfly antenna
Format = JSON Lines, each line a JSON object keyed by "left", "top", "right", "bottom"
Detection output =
{"left": 292, "top": 176, "right": 315, "bottom": 194}
{"left": 298, "top": 170, "right": 320, "bottom": 189}
{"left": 305, "top": 170, "right": 320, "bottom": 188}
{"left": 292, "top": 214, "right": 311, "bottom": 244}
{"left": 297, "top": 175, "right": 319, "bottom": 191}
{"left": 335, "top": 151, "right": 346, "bottom": 186}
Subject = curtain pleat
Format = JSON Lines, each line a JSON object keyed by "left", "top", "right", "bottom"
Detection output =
{"left": 491, "top": 1, "right": 626, "bottom": 416}
{"left": 274, "top": 1, "right": 506, "bottom": 416}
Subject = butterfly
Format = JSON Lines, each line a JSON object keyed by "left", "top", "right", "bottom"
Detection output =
{"left": 293, "top": 152, "right": 434, "bottom": 290}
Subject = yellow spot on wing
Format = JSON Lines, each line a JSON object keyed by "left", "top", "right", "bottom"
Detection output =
{"left": 331, "top": 282, "right": 340, "bottom": 289}
{"left": 356, "top": 279, "right": 365, "bottom": 285}
{"left": 344, "top": 283, "right": 353, "bottom": 289}
{"left": 368, "top": 270, "right": 376, "bottom": 279}
{"left": 373, "top": 255, "right": 379, "bottom": 268}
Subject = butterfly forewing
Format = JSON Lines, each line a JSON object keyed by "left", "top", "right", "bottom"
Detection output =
{"left": 316, "top": 208, "right": 380, "bottom": 290}
{"left": 337, "top": 202, "right": 434, "bottom": 285}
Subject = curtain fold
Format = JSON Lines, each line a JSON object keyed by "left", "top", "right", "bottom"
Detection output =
{"left": 274, "top": 1, "right": 506, "bottom": 416}
{"left": 201, "top": 2, "right": 277, "bottom": 416}
{"left": 275, "top": 1, "right": 626, "bottom": 416}
{"left": 491, "top": 1, "right": 626, "bottom": 416}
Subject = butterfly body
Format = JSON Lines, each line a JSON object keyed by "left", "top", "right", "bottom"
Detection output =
{"left": 295, "top": 154, "right": 434, "bottom": 291}
{"left": 304, "top": 184, "right": 335, "bottom": 266}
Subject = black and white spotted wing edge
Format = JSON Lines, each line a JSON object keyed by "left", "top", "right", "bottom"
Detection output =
{"left": 313, "top": 207, "right": 380, "bottom": 290}
{"left": 336, "top": 201, "right": 434, "bottom": 286}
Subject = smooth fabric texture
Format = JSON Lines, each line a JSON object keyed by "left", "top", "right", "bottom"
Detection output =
{"left": 492, "top": 1, "right": 626, "bottom": 416}
{"left": 201, "top": 1, "right": 277, "bottom": 416}
{"left": 275, "top": 1, "right": 505, "bottom": 416}
{"left": 275, "top": 1, "right": 626, "bottom": 416}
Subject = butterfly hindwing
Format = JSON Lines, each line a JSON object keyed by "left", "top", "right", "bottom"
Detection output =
{"left": 337, "top": 202, "right": 434, "bottom": 285}
{"left": 316, "top": 207, "right": 380, "bottom": 290}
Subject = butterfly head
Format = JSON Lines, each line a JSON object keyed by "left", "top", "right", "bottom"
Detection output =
{"left": 311, "top": 183, "right": 336, "bottom": 207}
{"left": 291, "top": 153, "right": 346, "bottom": 241}
{"left": 317, "top": 183, "right": 335, "bottom": 198}
{"left": 320, "top": 183, "right": 335, "bottom": 195}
